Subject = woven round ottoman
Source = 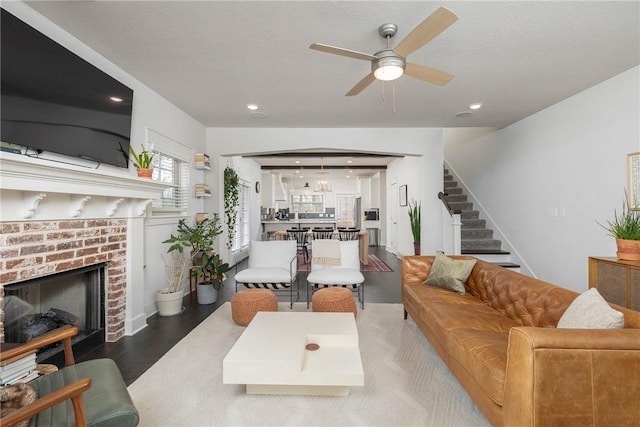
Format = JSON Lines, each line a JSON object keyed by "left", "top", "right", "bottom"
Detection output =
{"left": 312, "top": 287, "right": 357, "bottom": 318}
{"left": 231, "top": 289, "right": 278, "bottom": 326}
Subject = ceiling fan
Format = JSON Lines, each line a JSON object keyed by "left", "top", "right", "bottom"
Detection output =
{"left": 310, "top": 7, "right": 458, "bottom": 96}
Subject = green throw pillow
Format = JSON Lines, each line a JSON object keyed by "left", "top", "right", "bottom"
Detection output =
{"left": 423, "top": 253, "right": 477, "bottom": 295}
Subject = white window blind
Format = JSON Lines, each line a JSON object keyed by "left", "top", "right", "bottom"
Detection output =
{"left": 232, "top": 179, "right": 250, "bottom": 253}
{"left": 145, "top": 128, "right": 190, "bottom": 214}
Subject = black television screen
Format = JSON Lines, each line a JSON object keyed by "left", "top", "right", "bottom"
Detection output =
{"left": 1, "top": 8, "right": 133, "bottom": 168}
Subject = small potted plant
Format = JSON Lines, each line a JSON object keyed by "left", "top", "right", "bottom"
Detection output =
{"left": 163, "top": 214, "right": 229, "bottom": 304}
{"left": 129, "top": 144, "right": 155, "bottom": 178}
{"left": 192, "top": 251, "right": 232, "bottom": 304}
{"left": 598, "top": 196, "right": 640, "bottom": 260}
{"left": 408, "top": 199, "right": 421, "bottom": 255}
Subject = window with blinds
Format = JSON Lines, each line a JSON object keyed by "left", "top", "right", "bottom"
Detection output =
{"left": 232, "top": 180, "right": 250, "bottom": 253}
{"left": 151, "top": 153, "right": 189, "bottom": 211}
{"left": 146, "top": 128, "right": 190, "bottom": 215}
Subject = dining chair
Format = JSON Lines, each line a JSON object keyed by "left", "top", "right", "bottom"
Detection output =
{"left": 286, "top": 229, "right": 310, "bottom": 262}
{"left": 338, "top": 228, "right": 360, "bottom": 241}
{"left": 312, "top": 227, "right": 334, "bottom": 240}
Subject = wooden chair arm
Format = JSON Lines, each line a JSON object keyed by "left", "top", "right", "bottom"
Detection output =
{"left": 1, "top": 326, "right": 79, "bottom": 366}
{"left": 0, "top": 377, "right": 92, "bottom": 427}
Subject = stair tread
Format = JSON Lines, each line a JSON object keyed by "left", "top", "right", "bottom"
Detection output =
{"left": 492, "top": 262, "right": 521, "bottom": 268}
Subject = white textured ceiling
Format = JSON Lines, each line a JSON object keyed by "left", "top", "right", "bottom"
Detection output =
{"left": 25, "top": 1, "right": 639, "bottom": 130}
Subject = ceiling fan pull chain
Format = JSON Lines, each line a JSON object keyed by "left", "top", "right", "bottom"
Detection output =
{"left": 393, "top": 83, "right": 397, "bottom": 113}
{"left": 381, "top": 81, "right": 386, "bottom": 101}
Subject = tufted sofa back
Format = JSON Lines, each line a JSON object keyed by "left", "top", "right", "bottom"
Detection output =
{"left": 465, "top": 258, "right": 577, "bottom": 327}
{"left": 402, "top": 255, "right": 640, "bottom": 328}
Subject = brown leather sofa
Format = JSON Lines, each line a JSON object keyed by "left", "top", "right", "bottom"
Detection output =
{"left": 402, "top": 255, "right": 640, "bottom": 427}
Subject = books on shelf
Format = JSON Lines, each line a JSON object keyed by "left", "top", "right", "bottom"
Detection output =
{"left": 195, "top": 153, "right": 211, "bottom": 170}
{"left": 195, "top": 213, "right": 210, "bottom": 223}
{"left": 194, "top": 184, "right": 211, "bottom": 197}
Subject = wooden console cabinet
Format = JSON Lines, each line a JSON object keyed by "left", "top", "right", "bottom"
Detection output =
{"left": 588, "top": 257, "right": 640, "bottom": 310}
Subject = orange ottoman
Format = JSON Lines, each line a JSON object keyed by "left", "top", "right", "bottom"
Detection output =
{"left": 231, "top": 289, "right": 278, "bottom": 326}
{"left": 312, "top": 287, "right": 357, "bottom": 318}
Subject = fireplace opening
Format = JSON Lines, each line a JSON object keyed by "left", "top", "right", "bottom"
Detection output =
{"left": 3, "top": 263, "right": 106, "bottom": 362}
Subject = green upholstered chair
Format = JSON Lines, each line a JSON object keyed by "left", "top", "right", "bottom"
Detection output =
{"left": 0, "top": 326, "right": 138, "bottom": 427}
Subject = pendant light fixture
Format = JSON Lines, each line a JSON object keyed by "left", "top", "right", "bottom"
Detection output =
{"left": 315, "top": 157, "right": 332, "bottom": 193}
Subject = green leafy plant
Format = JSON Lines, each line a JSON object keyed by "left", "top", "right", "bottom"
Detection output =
{"left": 597, "top": 197, "right": 640, "bottom": 241}
{"left": 408, "top": 199, "right": 421, "bottom": 244}
{"left": 129, "top": 144, "right": 155, "bottom": 169}
{"left": 163, "top": 215, "right": 228, "bottom": 289}
{"left": 224, "top": 166, "right": 239, "bottom": 250}
{"left": 197, "top": 252, "right": 232, "bottom": 290}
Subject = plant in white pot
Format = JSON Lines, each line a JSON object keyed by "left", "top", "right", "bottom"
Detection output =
{"left": 163, "top": 214, "right": 228, "bottom": 304}
{"left": 156, "top": 251, "right": 189, "bottom": 316}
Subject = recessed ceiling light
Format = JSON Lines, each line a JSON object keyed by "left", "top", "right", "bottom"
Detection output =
{"left": 295, "top": 160, "right": 301, "bottom": 164}
{"left": 469, "top": 103, "right": 483, "bottom": 110}
{"left": 110, "top": 96, "right": 123, "bottom": 102}
{"left": 347, "top": 160, "right": 353, "bottom": 164}
{"left": 346, "top": 175, "right": 351, "bottom": 178}
{"left": 247, "top": 104, "right": 259, "bottom": 110}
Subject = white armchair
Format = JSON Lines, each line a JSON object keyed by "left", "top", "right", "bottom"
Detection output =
{"left": 234, "top": 240, "right": 299, "bottom": 308}
{"left": 306, "top": 240, "right": 365, "bottom": 308}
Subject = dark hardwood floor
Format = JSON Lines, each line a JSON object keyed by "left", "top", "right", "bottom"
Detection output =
{"left": 74, "top": 246, "right": 403, "bottom": 386}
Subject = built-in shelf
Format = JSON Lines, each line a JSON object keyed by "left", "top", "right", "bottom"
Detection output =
{"left": 195, "top": 183, "right": 211, "bottom": 198}
{"left": 195, "top": 153, "right": 211, "bottom": 170}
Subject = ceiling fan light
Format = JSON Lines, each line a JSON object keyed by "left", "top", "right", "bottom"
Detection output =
{"left": 374, "top": 65, "right": 404, "bottom": 81}
{"left": 372, "top": 50, "right": 405, "bottom": 82}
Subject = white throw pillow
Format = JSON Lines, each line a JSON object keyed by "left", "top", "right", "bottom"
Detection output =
{"left": 557, "top": 288, "right": 624, "bottom": 329}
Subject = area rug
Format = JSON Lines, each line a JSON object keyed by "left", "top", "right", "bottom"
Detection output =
{"left": 297, "top": 254, "right": 393, "bottom": 272}
{"left": 128, "top": 302, "right": 489, "bottom": 426}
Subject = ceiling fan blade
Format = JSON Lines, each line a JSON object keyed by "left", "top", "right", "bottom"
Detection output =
{"left": 310, "top": 43, "right": 376, "bottom": 61}
{"left": 394, "top": 7, "right": 458, "bottom": 58}
{"left": 404, "top": 63, "right": 454, "bottom": 85}
{"left": 346, "top": 72, "right": 376, "bottom": 96}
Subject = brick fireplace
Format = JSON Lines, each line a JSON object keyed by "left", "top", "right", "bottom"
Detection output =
{"left": 0, "top": 152, "right": 168, "bottom": 343}
{"left": 1, "top": 219, "right": 128, "bottom": 342}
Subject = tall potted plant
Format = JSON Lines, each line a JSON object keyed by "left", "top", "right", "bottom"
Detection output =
{"left": 408, "top": 199, "right": 421, "bottom": 255}
{"left": 598, "top": 197, "right": 640, "bottom": 260}
{"left": 156, "top": 251, "right": 189, "bottom": 316}
{"left": 163, "top": 214, "right": 227, "bottom": 304}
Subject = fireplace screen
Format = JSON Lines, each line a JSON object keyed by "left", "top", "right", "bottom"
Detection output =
{"left": 3, "top": 263, "right": 105, "bottom": 354}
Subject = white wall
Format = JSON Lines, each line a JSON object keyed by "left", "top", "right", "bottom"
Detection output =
{"left": 387, "top": 141, "right": 444, "bottom": 257}
{"left": 7, "top": 3, "right": 208, "bottom": 326}
{"left": 445, "top": 66, "right": 640, "bottom": 292}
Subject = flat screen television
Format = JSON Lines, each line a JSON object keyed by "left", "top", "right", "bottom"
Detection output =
{"left": 1, "top": 8, "right": 134, "bottom": 168}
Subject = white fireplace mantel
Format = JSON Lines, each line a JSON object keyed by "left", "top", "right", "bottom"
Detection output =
{"left": 0, "top": 152, "right": 169, "bottom": 221}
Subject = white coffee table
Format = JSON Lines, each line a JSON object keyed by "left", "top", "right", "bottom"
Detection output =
{"left": 223, "top": 311, "right": 364, "bottom": 396}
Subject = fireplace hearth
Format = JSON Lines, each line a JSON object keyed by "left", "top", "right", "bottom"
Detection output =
{"left": 3, "top": 263, "right": 105, "bottom": 360}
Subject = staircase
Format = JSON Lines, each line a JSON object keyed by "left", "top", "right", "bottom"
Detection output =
{"left": 443, "top": 168, "right": 519, "bottom": 269}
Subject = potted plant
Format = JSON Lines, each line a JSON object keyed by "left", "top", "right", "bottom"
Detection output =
{"left": 408, "top": 199, "right": 421, "bottom": 255}
{"left": 129, "top": 144, "right": 155, "bottom": 178}
{"left": 156, "top": 251, "right": 189, "bottom": 316}
{"left": 598, "top": 196, "right": 640, "bottom": 260}
{"left": 192, "top": 251, "right": 232, "bottom": 304}
{"left": 163, "top": 214, "right": 228, "bottom": 304}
